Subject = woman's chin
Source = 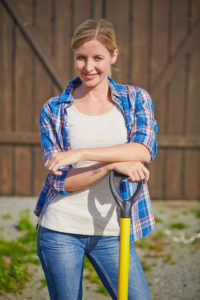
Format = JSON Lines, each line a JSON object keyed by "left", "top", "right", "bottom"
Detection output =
{"left": 81, "top": 77, "right": 100, "bottom": 87}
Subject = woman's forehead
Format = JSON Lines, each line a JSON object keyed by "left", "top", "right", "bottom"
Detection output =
{"left": 75, "top": 39, "right": 110, "bottom": 55}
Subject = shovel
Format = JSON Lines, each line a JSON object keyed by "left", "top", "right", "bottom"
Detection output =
{"left": 109, "top": 170, "right": 143, "bottom": 300}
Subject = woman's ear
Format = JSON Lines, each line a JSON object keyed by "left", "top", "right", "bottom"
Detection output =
{"left": 111, "top": 49, "right": 119, "bottom": 64}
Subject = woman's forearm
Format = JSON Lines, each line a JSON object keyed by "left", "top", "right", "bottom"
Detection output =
{"left": 65, "top": 159, "right": 150, "bottom": 192}
{"left": 82, "top": 142, "right": 151, "bottom": 164}
{"left": 65, "top": 162, "right": 111, "bottom": 192}
{"left": 45, "top": 143, "right": 150, "bottom": 176}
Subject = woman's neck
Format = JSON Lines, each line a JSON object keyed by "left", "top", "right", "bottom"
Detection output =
{"left": 75, "top": 78, "right": 110, "bottom": 102}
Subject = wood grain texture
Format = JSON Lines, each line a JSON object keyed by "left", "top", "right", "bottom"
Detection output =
{"left": 0, "top": 146, "right": 13, "bottom": 194}
{"left": 185, "top": 150, "right": 200, "bottom": 199}
{"left": 15, "top": 146, "right": 32, "bottom": 195}
{"left": 106, "top": 0, "right": 130, "bottom": 83}
{"left": 0, "top": 2, "right": 13, "bottom": 131}
{"left": 149, "top": 149, "right": 165, "bottom": 199}
{"left": 131, "top": 0, "right": 150, "bottom": 88}
{"left": 33, "top": 147, "right": 46, "bottom": 195}
{"left": 0, "top": 0, "right": 199, "bottom": 198}
{"left": 13, "top": 0, "right": 34, "bottom": 196}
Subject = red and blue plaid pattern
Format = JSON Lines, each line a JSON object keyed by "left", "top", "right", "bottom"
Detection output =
{"left": 34, "top": 77, "right": 158, "bottom": 242}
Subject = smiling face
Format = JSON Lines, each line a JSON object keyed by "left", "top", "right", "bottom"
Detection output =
{"left": 74, "top": 39, "right": 118, "bottom": 89}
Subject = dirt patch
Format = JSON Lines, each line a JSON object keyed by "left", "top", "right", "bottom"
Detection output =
{"left": 0, "top": 197, "right": 199, "bottom": 300}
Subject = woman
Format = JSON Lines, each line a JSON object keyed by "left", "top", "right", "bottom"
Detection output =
{"left": 35, "top": 19, "right": 158, "bottom": 300}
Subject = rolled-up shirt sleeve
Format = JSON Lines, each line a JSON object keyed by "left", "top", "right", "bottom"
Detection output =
{"left": 40, "top": 103, "right": 72, "bottom": 195}
{"left": 130, "top": 88, "right": 158, "bottom": 161}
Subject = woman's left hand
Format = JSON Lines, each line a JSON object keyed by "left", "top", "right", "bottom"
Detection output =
{"left": 45, "top": 149, "right": 83, "bottom": 175}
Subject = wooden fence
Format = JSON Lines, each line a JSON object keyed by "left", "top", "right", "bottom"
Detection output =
{"left": 0, "top": 0, "right": 199, "bottom": 199}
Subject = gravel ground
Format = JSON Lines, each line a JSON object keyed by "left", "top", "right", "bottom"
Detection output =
{"left": 0, "top": 197, "right": 199, "bottom": 300}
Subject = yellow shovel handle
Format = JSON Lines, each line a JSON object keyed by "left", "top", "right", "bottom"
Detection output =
{"left": 118, "top": 218, "right": 131, "bottom": 300}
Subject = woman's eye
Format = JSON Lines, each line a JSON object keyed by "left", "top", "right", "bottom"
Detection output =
{"left": 95, "top": 56, "right": 102, "bottom": 61}
{"left": 76, "top": 56, "right": 84, "bottom": 60}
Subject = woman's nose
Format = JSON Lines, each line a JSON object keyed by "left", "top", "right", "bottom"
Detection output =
{"left": 85, "top": 59, "right": 93, "bottom": 72}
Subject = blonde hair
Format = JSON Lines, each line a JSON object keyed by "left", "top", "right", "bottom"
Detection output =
{"left": 71, "top": 19, "right": 118, "bottom": 54}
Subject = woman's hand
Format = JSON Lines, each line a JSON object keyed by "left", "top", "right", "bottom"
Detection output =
{"left": 111, "top": 161, "right": 150, "bottom": 183}
{"left": 45, "top": 149, "right": 83, "bottom": 175}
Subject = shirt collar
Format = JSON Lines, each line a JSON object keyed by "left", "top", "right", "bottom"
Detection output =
{"left": 58, "top": 76, "right": 123, "bottom": 108}
{"left": 107, "top": 76, "right": 123, "bottom": 110}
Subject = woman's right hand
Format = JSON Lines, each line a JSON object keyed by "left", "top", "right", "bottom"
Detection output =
{"left": 110, "top": 161, "right": 150, "bottom": 184}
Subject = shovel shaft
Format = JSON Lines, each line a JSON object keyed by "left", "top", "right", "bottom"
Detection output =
{"left": 118, "top": 218, "right": 131, "bottom": 300}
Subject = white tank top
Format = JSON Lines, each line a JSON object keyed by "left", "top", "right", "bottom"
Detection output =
{"left": 41, "top": 104, "right": 128, "bottom": 236}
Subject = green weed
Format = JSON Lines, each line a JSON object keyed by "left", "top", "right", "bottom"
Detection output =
{"left": 2, "top": 214, "right": 12, "bottom": 220}
{"left": 190, "top": 207, "right": 200, "bottom": 217}
{"left": 182, "top": 210, "right": 190, "bottom": 216}
{"left": 0, "top": 211, "right": 108, "bottom": 296}
{"left": 161, "top": 253, "right": 175, "bottom": 264}
{"left": 154, "top": 216, "right": 163, "bottom": 223}
{"left": 0, "top": 210, "right": 39, "bottom": 294}
{"left": 95, "top": 285, "right": 108, "bottom": 295}
{"left": 134, "top": 239, "right": 150, "bottom": 249}
{"left": 195, "top": 209, "right": 200, "bottom": 218}
{"left": 155, "top": 230, "right": 164, "bottom": 239}
{"left": 141, "top": 260, "right": 157, "bottom": 271}
{"left": 171, "top": 214, "right": 179, "bottom": 219}
{"left": 135, "top": 238, "right": 157, "bottom": 251}
{"left": 162, "top": 253, "right": 172, "bottom": 263}
{"left": 169, "top": 222, "right": 187, "bottom": 230}
{"left": 40, "top": 278, "right": 47, "bottom": 289}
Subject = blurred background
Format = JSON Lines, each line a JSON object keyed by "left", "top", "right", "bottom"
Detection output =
{"left": 0, "top": 0, "right": 199, "bottom": 200}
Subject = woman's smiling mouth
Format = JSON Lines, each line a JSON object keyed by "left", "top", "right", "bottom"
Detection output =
{"left": 83, "top": 73, "right": 99, "bottom": 80}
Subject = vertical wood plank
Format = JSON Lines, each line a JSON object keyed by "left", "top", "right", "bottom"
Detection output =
{"left": 151, "top": 0, "right": 169, "bottom": 136}
{"left": 151, "top": 0, "right": 170, "bottom": 199}
{"left": 151, "top": 0, "right": 169, "bottom": 84}
{"left": 164, "top": 0, "right": 189, "bottom": 199}
{"left": 14, "top": 0, "right": 34, "bottom": 126}
{"left": 164, "top": 65, "right": 186, "bottom": 199}
{"left": 171, "top": 0, "right": 188, "bottom": 55}
{"left": 131, "top": 0, "right": 150, "bottom": 88}
{"left": 34, "top": 0, "right": 54, "bottom": 104}
{"left": 15, "top": 27, "right": 33, "bottom": 131}
{"left": 0, "top": 3, "right": 14, "bottom": 195}
{"left": 186, "top": 48, "right": 200, "bottom": 135}
{"left": 105, "top": 0, "right": 130, "bottom": 83}
{"left": 184, "top": 40, "right": 200, "bottom": 199}
{"left": 33, "top": 0, "right": 54, "bottom": 130}
{"left": 15, "top": 146, "right": 32, "bottom": 195}
{"left": 191, "top": 0, "right": 200, "bottom": 27}
{"left": 149, "top": 149, "right": 165, "bottom": 199}
{"left": 0, "top": 2, "right": 13, "bottom": 131}
{"left": 0, "top": 146, "right": 13, "bottom": 195}
{"left": 32, "top": 0, "right": 55, "bottom": 195}
{"left": 185, "top": 150, "right": 200, "bottom": 199}
{"left": 70, "top": 0, "right": 91, "bottom": 78}
{"left": 168, "top": 69, "right": 185, "bottom": 135}
{"left": 93, "top": 0, "right": 103, "bottom": 19}
{"left": 14, "top": 0, "right": 34, "bottom": 195}
{"left": 165, "top": 150, "right": 183, "bottom": 199}
{"left": 54, "top": 0, "right": 71, "bottom": 84}
{"left": 35, "top": 0, "right": 53, "bottom": 49}
{"left": 33, "top": 147, "right": 46, "bottom": 195}
{"left": 73, "top": 0, "right": 91, "bottom": 29}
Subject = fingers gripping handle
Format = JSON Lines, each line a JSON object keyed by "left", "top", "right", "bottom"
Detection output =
{"left": 109, "top": 170, "right": 143, "bottom": 218}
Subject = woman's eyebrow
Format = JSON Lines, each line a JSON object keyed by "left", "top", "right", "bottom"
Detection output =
{"left": 75, "top": 52, "right": 85, "bottom": 56}
{"left": 94, "top": 54, "right": 104, "bottom": 57}
{"left": 75, "top": 52, "right": 104, "bottom": 57}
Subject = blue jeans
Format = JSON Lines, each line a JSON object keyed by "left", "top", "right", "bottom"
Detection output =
{"left": 37, "top": 226, "right": 151, "bottom": 300}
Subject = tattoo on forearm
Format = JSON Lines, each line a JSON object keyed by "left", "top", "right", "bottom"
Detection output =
{"left": 91, "top": 169, "right": 101, "bottom": 176}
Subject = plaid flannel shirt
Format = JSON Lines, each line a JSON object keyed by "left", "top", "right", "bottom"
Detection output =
{"left": 34, "top": 77, "right": 158, "bottom": 242}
